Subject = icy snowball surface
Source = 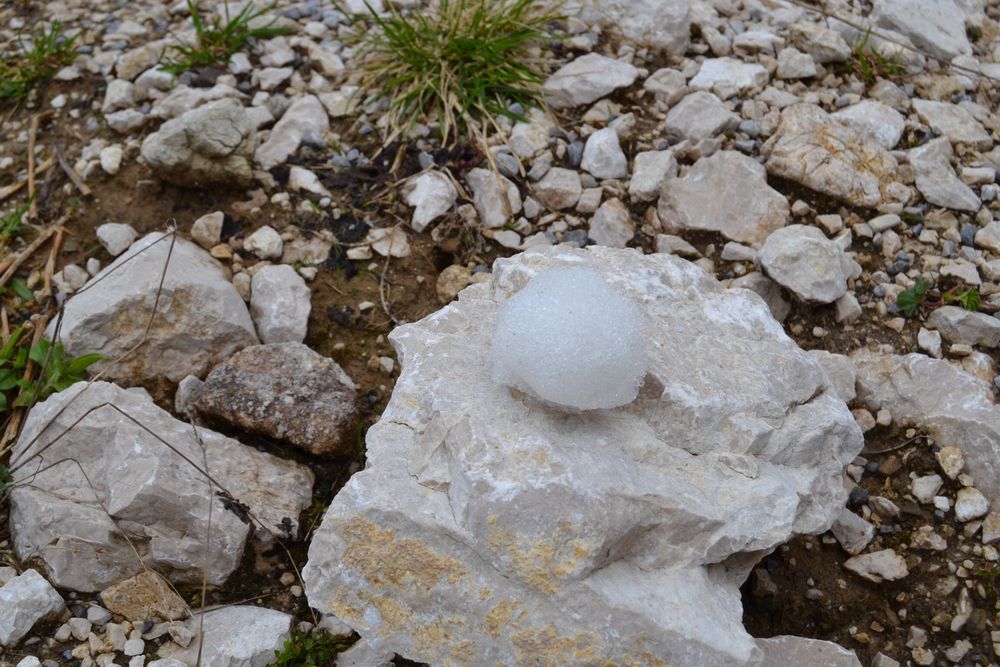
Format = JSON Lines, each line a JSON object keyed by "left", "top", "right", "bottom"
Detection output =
{"left": 491, "top": 266, "right": 647, "bottom": 410}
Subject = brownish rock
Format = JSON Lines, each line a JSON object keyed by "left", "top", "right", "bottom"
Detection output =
{"left": 100, "top": 571, "right": 188, "bottom": 622}
{"left": 195, "top": 343, "right": 359, "bottom": 458}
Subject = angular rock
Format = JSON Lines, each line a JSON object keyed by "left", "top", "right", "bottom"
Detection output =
{"left": 0, "top": 570, "right": 65, "bottom": 647}
{"left": 788, "top": 23, "right": 852, "bottom": 64}
{"left": 832, "top": 100, "right": 905, "bottom": 149}
{"left": 658, "top": 151, "right": 789, "bottom": 247}
{"left": 49, "top": 232, "right": 258, "bottom": 386}
{"left": 532, "top": 167, "right": 582, "bottom": 210}
{"left": 909, "top": 137, "right": 981, "bottom": 212}
{"left": 629, "top": 150, "right": 677, "bottom": 202}
{"left": 830, "top": 508, "right": 875, "bottom": 555}
{"left": 731, "top": 272, "right": 791, "bottom": 322}
{"left": 191, "top": 212, "right": 224, "bottom": 250}
{"left": 871, "top": 0, "right": 972, "bottom": 62}
{"left": 755, "top": 636, "right": 861, "bottom": 667}
{"left": 402, "top": 171, "right": 457, "bottom": 233}
{"left": 843, "top": 549, "right": 909, "bottom": 583}
{"left": 8, "top": 382, "right": 313, "bottom": 592}
{"left": 140, "top": 99, "right": 255, "bottom": 188}
{"left": 912, "top": 99, "right": 992, "bottom": 150}
{"left": 303, "top": 245, "right": 863, "bottom": 666}
{"left": 853, "top": 351, "right": 1000, "bottom": 501}
{"left": 587, "top": 198, "right": 634, "bottom": 248}
{"left": 96, "top": 223, "right": 138, "bottom": 257}
{"left": 574, "top": 0, "right": 689, "bottom": 55}
{"left": 955, "top": 487, "right": 989, "bottom": 521}
{"left": 928, "top": 305, "right": 1000, "bottom": 347}
{"left": 244, "top": 225, "right": 283, "bottom": 260}
{"left": 465, "top": 168, "right": 522, "bottom": 228}
{"left": 664, "top": 92, "right": 739, "bottom": 142}
{"left": 170, "top": 606, "right": 292, "bottom": 667}
{"left": 255, "top": 95, "right": 329, "bottom": 170}
{"left": 776, "top": 48, "right": 817, "bottom": 79}
{"left": 100, "top": 571, "right": 188, "bottom": 622}
{"left": 763, "top": 104, "right": 911, "bottom": 211}
{"left": 250, "top": 264, "right": 311, "bottom": 344}
{"left": 807, "top": 351, "right": 857, "bottom": 403}
{"left": 507, "top": 109, "right": 553, "bottom": 159}
{"left": 196, "top": 343, "right": 358, "bottom": 458}
{"left": 581, "top": 127, "right": 628, "bottom": 180}
{"left": 688, "top": 58, "right": 769, "bottom": 98}
{"left": 543, "top": 53, "right": 639, "bottom": 109}
{"left": 758, "top": 225, "right": 855, "bottom": 304}
{"left": 367, "top": 227, "right": 411, "bottom": 258}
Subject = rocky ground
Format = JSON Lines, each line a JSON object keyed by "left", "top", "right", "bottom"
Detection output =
{"left": 0, "top": 0, "right": 998, "bottom": 665}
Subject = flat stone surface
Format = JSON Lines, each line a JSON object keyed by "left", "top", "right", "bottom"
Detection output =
{"left": 532, "top": 167, "right": 582, "bottom": 210}
{"left": 909, "top": 138, "right": 982, "bottom": 212}
{"left": 250, "top": 264, "right": 311, "bottom": 344}
{"left": 303, "top": 245, "right": 862, "bottom": 666}
{"left": 402, "top": 171, "right": 457, "bottom": 233}
{"left": 871, "top": 0, "right": 972, "bottom": 61}
{"left": 843, "top": 549, "right": 909, "bottom": 583}
{"left": 689, "top": 58, "right": 769, "bottom": 98}
{"left": 758, "top": 225, "right": 855, "bottom": 304}
{"left": 832, "top": 100, "right": 905, "bottom": 149}
{"left": 8, "top": 382, "right": 313, "bottom": 592}
{"left": 663, "top": 92, "right": 739, "bottom": 142}
{"left": 0, "top": 570, "right": 65, "bottom": 647}
{"left": 913, "top": 99, "right": 993, "bottom": 150}
{"left": 658, "top": 151, "right": 789, "bottom": 247}
{"left": 581, "top": 127, "right": 628, "bottom": 180}
{"left": 587, "top": 198, "right": 634, "bottom": 247}
{"left": 170, "top": 606, "right": 292, "bottom": 667}
{"left": 196, "top": 343, "right": 359, "bottom": 458}
{"left": 928, "top": 306, "right": 1000, "bottom": 347}
{"left": 544, "top": 53, "right": 639, "bottom": 109}
{"left": 255, "top": 94, "right": 329, "bottom": 170}
{"left": 755, "top": 635, "right": 862, "bottom": 666}
{"left": 100, "top": 571, "right": 187, "bottom": 622}
{"left": 465, "top": 168, "right": 522, "bottom": 228}
{"left": 574, "top": 0, "right": 689, "bottom": 55}
{"left": 47, "top": 232, "right": 258, "bottom": 387}
{"left": 629, "top": 150, "right": 677, "bottom": 202}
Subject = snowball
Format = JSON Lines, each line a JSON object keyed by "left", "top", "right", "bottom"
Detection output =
{"left": 491, "top": 266, "right": 647, "bottom": 410}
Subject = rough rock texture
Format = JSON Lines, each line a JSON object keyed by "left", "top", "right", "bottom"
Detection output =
{"left": 928, "top": 306, "right": 1000, "bottom": 347}
{"left": 664, "top": 91, "right": 739, "bottom": 142}
{"left": 49, "top": 232, "right": 258, "bottom": 386}
{"left": 254, "top": 94, "right": 329, "bottom": 170}
{"left": 871, "top": 0, "right": 972, "bottom": 61}
{"left": 758, "top": 225, "right": 856, "bottom": 304}
{"left": 688, "top": 58, "right": 769, "bottom": 97}
{"left": 543, "top": 53, "right": 639, "bottom": 108}
{"left": 100, "top": 571, "right": 188, "bottom": 622}
{"left": 140, "top": 99, "right": 255, "bottom": 188}
{"left": 853, "top": 351, "right": 1000, "bottom": 502}
{"left": 0, "top": 570, "right": 65, "bottom": 647}
{"left": 196, "top": 343, "right": 359, "bottom": 458}
{"left": 170, "top": 606, "right": 292, "bottom": 667}
{"left": 8, "top": 382, "right": 314, "bottom": 592}
{"left": 465, "top": 168, "right": 522, "bottom": 228}
{"left": 763, "top": 104, "right": 911, "bottom": 212}
{"left": 755, "top": 635, "right": 862, "bottom": 666}
{"left": 573, "top": 0, "right": 689, "bottom": 56}
{"left": 908, "top": 137, "right": 981, "bottom": 212}
{"left": 658, "top": 151, "right": 789, "bottom": 247}
{"left": 402, "top": 171, "right": 457, "bottom": 233}
{"left": 831, "top": 100, "right": 905, "bottom": 150}
{"left": 303, "top": 246, "right": 863, "bottom": 666}
{"left": 250, "top": 264, "right": 311, "bottom": 344}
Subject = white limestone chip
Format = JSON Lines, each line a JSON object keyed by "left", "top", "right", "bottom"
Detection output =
{"left": 491, "top": 266, "right": 646, "bottom": 410}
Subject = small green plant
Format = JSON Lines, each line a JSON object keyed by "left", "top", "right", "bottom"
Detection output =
{"left": 0, "top": 326, "right": 102, "bottom": 414}
{"left": 845, "top": 27, "right": 903, "bottom": 84}
{"left": 0, "top": 21, "right": 78, "bottom": 100}
{"left": 270, "top": 629, "right": 354, "bottom": 667}
{"left": 339, "top": 0, "right": 562, "bottom": 145}
{"left": 163, "top": 0, "right": 292, "bottom": 74}
{"left": 897, "top": 279, "right": 981, "bottom": 317}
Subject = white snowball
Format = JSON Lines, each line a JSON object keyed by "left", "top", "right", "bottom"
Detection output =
{"left": 491, "top": 266, "right": 647, "bottom": 410}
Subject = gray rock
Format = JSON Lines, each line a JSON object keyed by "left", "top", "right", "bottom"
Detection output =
{"left": 170, "top": 606, "right": 292, "bottom": 667}
{"left": 763, "top": 104, "right": 911, "bottom": 211}
{"left": 8, "top": 382, "right": 313, "bottom": 592}
{"left": 758, "top": 225, "right": 855, "bottom": 304}
{"left": 196, "top": 343, "right": 358, "bottom": 458}
{"left": 303, "top": 245, "right": 863, "bottom": 666}
{"left": 807, "top": 351, "right": 857, "bottom": 402}
{"left": 532, "top": 167, "right": 582, "bottom": 210}
{"left": 871, "top": 0, "right": 972, "bottom": 61}
{"left": 731, "top": 272, "right": 791, "bottom": 322}
{"left": 544, "top": 53, "right": 639, "bottom": 109}
{"left": 755, "top": 635, "right": 862, "bottom": 667}
{"left": 830, "top": 507, "right": 875, "bottom": 554}
{"left": 643, "top": 68, "right": 687, "bottom": 107}
{"left": 913, "top": 99, "right": 992, "bottom": 150}
{"left": 48, "top": 232, "right": 258, "bottom": 386}
{"left": 587, "top": 198, "right": 634, "bottom": 247}
{"left": 853, "top": 351, "right": 1000, "bottom": 502}
{"left": 255, "top": 95, "right": 329, "bottom": 170}
{"left": 788, "top": 23, "right": 852, "bottom": 63}
{"left": 250, "top": 265, "right": 311, "bottom": 344}
{"left": 928, "top": 306, "right": 1000, "bottom": 347}
{"left": 581, "top": 127, "right": 628, "bottom": 180}
{"left": 574, "top": 0, "right": 689, "bottom": 55}
{"left": 96, "top": 223, "right": 138, "bottom": 257}
{"left": 151, "top": 84, "right": 244, "bottom": 121}
{"left": 658, "top": 151, "right": 789, "bottom": 247}
{"left": 0, "top": 570, "right": 65, "bottom": 647}
{"left": 909, "top": 137, "right": 981, "bottom": 211}
{"left": 140, "top": 99, "right": 255, "bottom": 188}
{"left": 102, "top": 79, "right": 135, "bottom": 114}
{"left": 664, "top": 92, "right": 739, "bottom": 142}
{"left": 832, "top": 100, "right": 905, "bottom": 149}
{"left": 776, "top": 48, "right": 817, "bottom": 79}
{"left": 403, "top": 171, "right": 457, "bottom": 233}
{"left": 843, "top": 549, "right": 909, "bottom": 583}
{"left": 191, "top": 212, "right": 224, "bottom": 250}
{"left": 507, "top": 109, "right": 553, "bottom": 159}
{"left": 688, "top": 58, "right": 769, "bottom": 98}
{"left": 465, "top": 168, "right": 522, "bottom": 228}
{"left": 244, "top": 225, "right": 283, "bottom": 260}
{"left": 629, "top": 150, "right": 677, "bottom": 202}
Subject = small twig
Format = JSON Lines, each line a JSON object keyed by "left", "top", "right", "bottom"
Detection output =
{"left": 53, "top": 137, "right": 91, "bottom": 197}
{"left": 43, "top": 227, "right": 66, "bottom": 296}
{"left": 26, "top": 114, "right": 41, "bottom": 219}
{"left": 0, "top": 155, "right": 56, "bottom": 202}
{"left": 0, "top": 216, "right": 68, "bottom": 290}
{"left": 378, "top": 252, "right": 398, "bottom": 325}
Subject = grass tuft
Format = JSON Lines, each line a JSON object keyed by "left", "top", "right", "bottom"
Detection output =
{"left": 0, "top": 21, "right": 78, "bottom": 101}
{"left": 844, "top": 27, "right": 903, "bottom": 84}
{"left": 340, "top": 0, "right": 562, "bottom": 145}
{"left": 269, "top": 629, "right": 354, "bottom": 667}
{"left": 163, "top": 0, "right": 292, "bottom": 74}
